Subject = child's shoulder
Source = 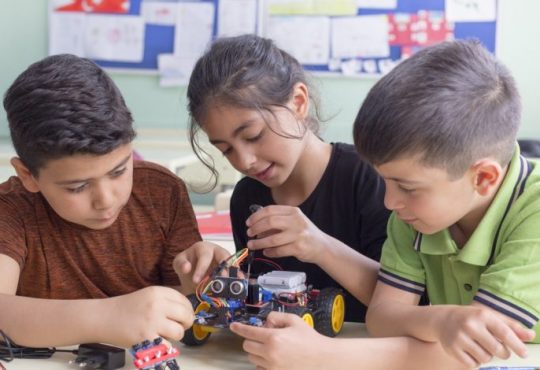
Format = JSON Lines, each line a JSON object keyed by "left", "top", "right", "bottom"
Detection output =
{"left": 0, "top": 176, "right": 35, "bottom": 205}
{"left": 331, "top": 142, "right": 374, "bottom": 169}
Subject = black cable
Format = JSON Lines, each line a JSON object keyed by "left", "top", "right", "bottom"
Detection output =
{"left": 0, "top": 330, "right": 77, "bottom": 362}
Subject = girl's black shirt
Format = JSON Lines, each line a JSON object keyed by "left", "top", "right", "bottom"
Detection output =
{"left": 230, "top": 142, "right": 390, "bottom": 322}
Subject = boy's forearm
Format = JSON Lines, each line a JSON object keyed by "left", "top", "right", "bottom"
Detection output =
{"left": 313, "top": 234, "right": 379, "bottom": 305}
{"left": 0, "top": 293, "right": 111, "bottom": 347}
{"left": 317, "top": 336, "right": 468, "bottom": 370}
{"left": 366, "top": 300, "right": 456, "bottom": 342}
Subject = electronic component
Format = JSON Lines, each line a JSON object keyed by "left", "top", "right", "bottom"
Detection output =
{"left": 130, "top": 338, "right": 179, "bottom": 370}
{"left": 70, "top": 343, "right": 125, "bottom": 370}
{"left": 208, "top": 277, "right": 248, "bottom": 299}
{"left": 257, "top": 271, "right": 307, "bottom": 294}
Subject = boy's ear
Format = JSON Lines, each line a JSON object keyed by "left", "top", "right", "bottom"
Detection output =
{"left": 470, "top": 159, "right": 503, "bottom": 196}
{"left": 10, "top": 157, "right": 40, "bottom": 193}
{"left": 290, "top": 82, "right": 309, "bottom": 121}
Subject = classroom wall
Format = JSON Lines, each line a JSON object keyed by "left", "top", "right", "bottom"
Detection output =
{"left": 1, "top": 0, "right": 539, "bottom": 141}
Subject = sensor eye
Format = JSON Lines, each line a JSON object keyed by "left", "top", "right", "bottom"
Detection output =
{"left": 210, "top": 279, "right": 225, "bottom": 294}
{"left": 229, "top": 280, "right": 245, "bottom": 296}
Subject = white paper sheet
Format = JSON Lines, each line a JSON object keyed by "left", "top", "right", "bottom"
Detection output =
{"left": 174, "top": 2, "right": 214, "bottom": 60}
{"left": 158, "top": 53, "right": 197, "bottom": 87}
{"left": 266, "top": 16, "right": 330, "bottom": 64}
{"left": 49, "top": 11, "right": 86, "bottom": 56}
{"left": 141, "top": 1, "right": 178, "bottom": 25}
{"left": 445, "top": 0, "right": 496, "bottom": 22}
{"left": 218, "top": 0, "right": 258, "bottom": 36}
{"left": 357, "top": 0, "right": 396, "bottom": 9}
{"left": 331, "top": 15, "right": 390, "bottom": 59}
{"left": 84, "top": 14, "right": 145, "bottom": 62}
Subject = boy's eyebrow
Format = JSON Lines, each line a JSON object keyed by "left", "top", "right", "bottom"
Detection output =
{"left": 209, "top": 120, "right": 256, "bottom": 145}
{"left": 55, "top": 154, "right": 132, "bottom": 185}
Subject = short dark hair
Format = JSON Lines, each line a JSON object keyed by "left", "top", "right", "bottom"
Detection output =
{"left": 186, "top": 34, "right": 322, "bottom": 189}
{"left": 353, "top": 39, "right": 521, "bottom": 178}
{"left": 3, "top": 54, "right": 135, "bottom": 175}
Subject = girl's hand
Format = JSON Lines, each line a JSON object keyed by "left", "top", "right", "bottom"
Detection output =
{"left": 230, "top": 311, "right": 330, "bottom": 370}
{"left": 245, "top": 205, "right": 331, "bottom": 264}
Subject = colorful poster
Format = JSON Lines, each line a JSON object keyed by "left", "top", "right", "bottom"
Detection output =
{"left": 55, "top": 0, "right": 130, "bottom": 13}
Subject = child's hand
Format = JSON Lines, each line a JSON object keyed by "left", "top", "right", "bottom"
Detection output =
{"left": 105, "top": 286, "right": 195, "bottom": 348}
{"left": 230, "top": 311, "right": 330, "bottom": 370}
{"left": 173, "top": 241, "right": 231, "bottom": 285}
{"left": 246, "top": 205, "right": 330, "bottom": 264}
{"left": 437, "top": 305, "right": 536, "bottom": 368}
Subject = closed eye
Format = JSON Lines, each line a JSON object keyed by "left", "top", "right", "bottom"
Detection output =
{"left": 67, "top": 184, "right": 87, "bottom": 193}
{"left": 111, "top": 168, "right": 127, "bottom": 178}
{"left": 398, "top": 185, "right": 416, "bottom": 194}
{"left": 246, "top": 130, "right": 264, "bottom": 143}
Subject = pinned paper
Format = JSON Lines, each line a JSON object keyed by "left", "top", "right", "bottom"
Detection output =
{"left": 445, "top": 0, "right": 496, "bottom": 22}
{"left": 266, "top": 16, "right": 330, "bottom": 65}
{"left": 49, "top": 11, "right": 86, "bottom": 56}
{"left": 141, "top": 2, "right": 178, "bottom": 25}
{"left": 218, "top": 0, "right": 258, "bottom": 36}
{"left": 331, "top": 15, "right": 390, "bottom": 59}
{"left": 85, "top": 14, "right": 144, "bottom": 62}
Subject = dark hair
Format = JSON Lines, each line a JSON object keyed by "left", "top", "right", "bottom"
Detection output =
{"left": 353, "top": 39, "right": 520, "bottom": 178}
{"left": 3, "top": 54, "right": 135, "bottom": 176}
{"left": 187, "top": 34, "right": 322, "bottom": 189}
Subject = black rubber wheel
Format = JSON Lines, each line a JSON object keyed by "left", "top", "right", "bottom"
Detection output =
{"left": 314, "top": 287, "right": 345, "bottom": 337}
{"left": 181, "top": 293, "right": 212, "bottom": 346}
{"left": 288, "top": 306, "right": 315, "bottom": 328}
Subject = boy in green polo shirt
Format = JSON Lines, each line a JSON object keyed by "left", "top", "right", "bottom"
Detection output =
{"left": 353, "top": 40, "right": 539, "bottom": 367}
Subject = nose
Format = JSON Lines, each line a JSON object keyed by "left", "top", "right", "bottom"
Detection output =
{"left": 384, "top": 183, "right": 404, "bottom": 211}
{"left": 233, "top": 150, "right": 257, "bottom": 173}
{"left": 92, "top": 180, "right": 115, "bottom": 210}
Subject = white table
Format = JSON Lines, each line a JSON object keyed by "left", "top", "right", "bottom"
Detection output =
{"left": 3, "top": 323, "right": 539, "bottom": 370}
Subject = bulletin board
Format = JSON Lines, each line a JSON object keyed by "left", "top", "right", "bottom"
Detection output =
{"left": 264, "top": 0, "right": 498, "bottom": 76}
{"left": 48, "top": 0, "right": 498, "bottom": 78}
{"left": 48, "top": 0, "right": 260, "bottom": 76}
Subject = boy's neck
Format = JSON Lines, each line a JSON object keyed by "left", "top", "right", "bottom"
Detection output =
{"left": 272, "top": 133, "right": 332, "bottom": 206}
{"left": 451, "top": 165, "right": 509, "bottom": 248}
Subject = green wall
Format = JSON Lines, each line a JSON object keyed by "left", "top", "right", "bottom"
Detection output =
{"left": 1, "top": 0, "right": 539, "bottom": 141}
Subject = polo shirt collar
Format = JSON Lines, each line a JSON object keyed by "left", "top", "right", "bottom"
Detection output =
{"left": 415, "top": 145, "right": 531, "bottom": 266}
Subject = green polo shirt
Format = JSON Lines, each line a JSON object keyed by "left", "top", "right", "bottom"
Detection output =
{"left": 379, "top": 146, "right": 540, "bottom": 342}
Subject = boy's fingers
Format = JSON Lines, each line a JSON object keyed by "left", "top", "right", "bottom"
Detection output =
{"left": 489, "top": 322, "right": 529, "bottom": 358}
{"left": 475, "top": 328, "right": 510, "bottom": 359}
{"left": 214, "top": 245, "right": 232, "bottom": 263}
{"left": 230, "top": 322, "right": 269, "bottom": 342}
{"left": 173, "top": 254, "right": 192, "bottom": 274}
{"left": 159, "top": 321, "right": 186, "bottom": 342}
{"left": 265, "top": 311, "right": 298, "bottom": 328}
{"left": 192, "top": 250, "right": 214, "bottom": 282}
{"left": 509, "top": 321, "right": 536, "bottom": 342}
{"left": 242, "top": 338, "right": 269, "bottom": 357}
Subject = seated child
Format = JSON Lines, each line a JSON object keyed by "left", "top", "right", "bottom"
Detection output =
{"left": 355, "top": 39, "right": 538, "bottom": 368}
{"left": 185, "top": 34, "right": 389, "bottom": 323}
{"left": 0, "top": 54, "right": 229, "bottom": 348}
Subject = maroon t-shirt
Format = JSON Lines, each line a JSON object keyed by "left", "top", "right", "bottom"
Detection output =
{"left": 0, "top": 161, "right": 201, "bottom": 299}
